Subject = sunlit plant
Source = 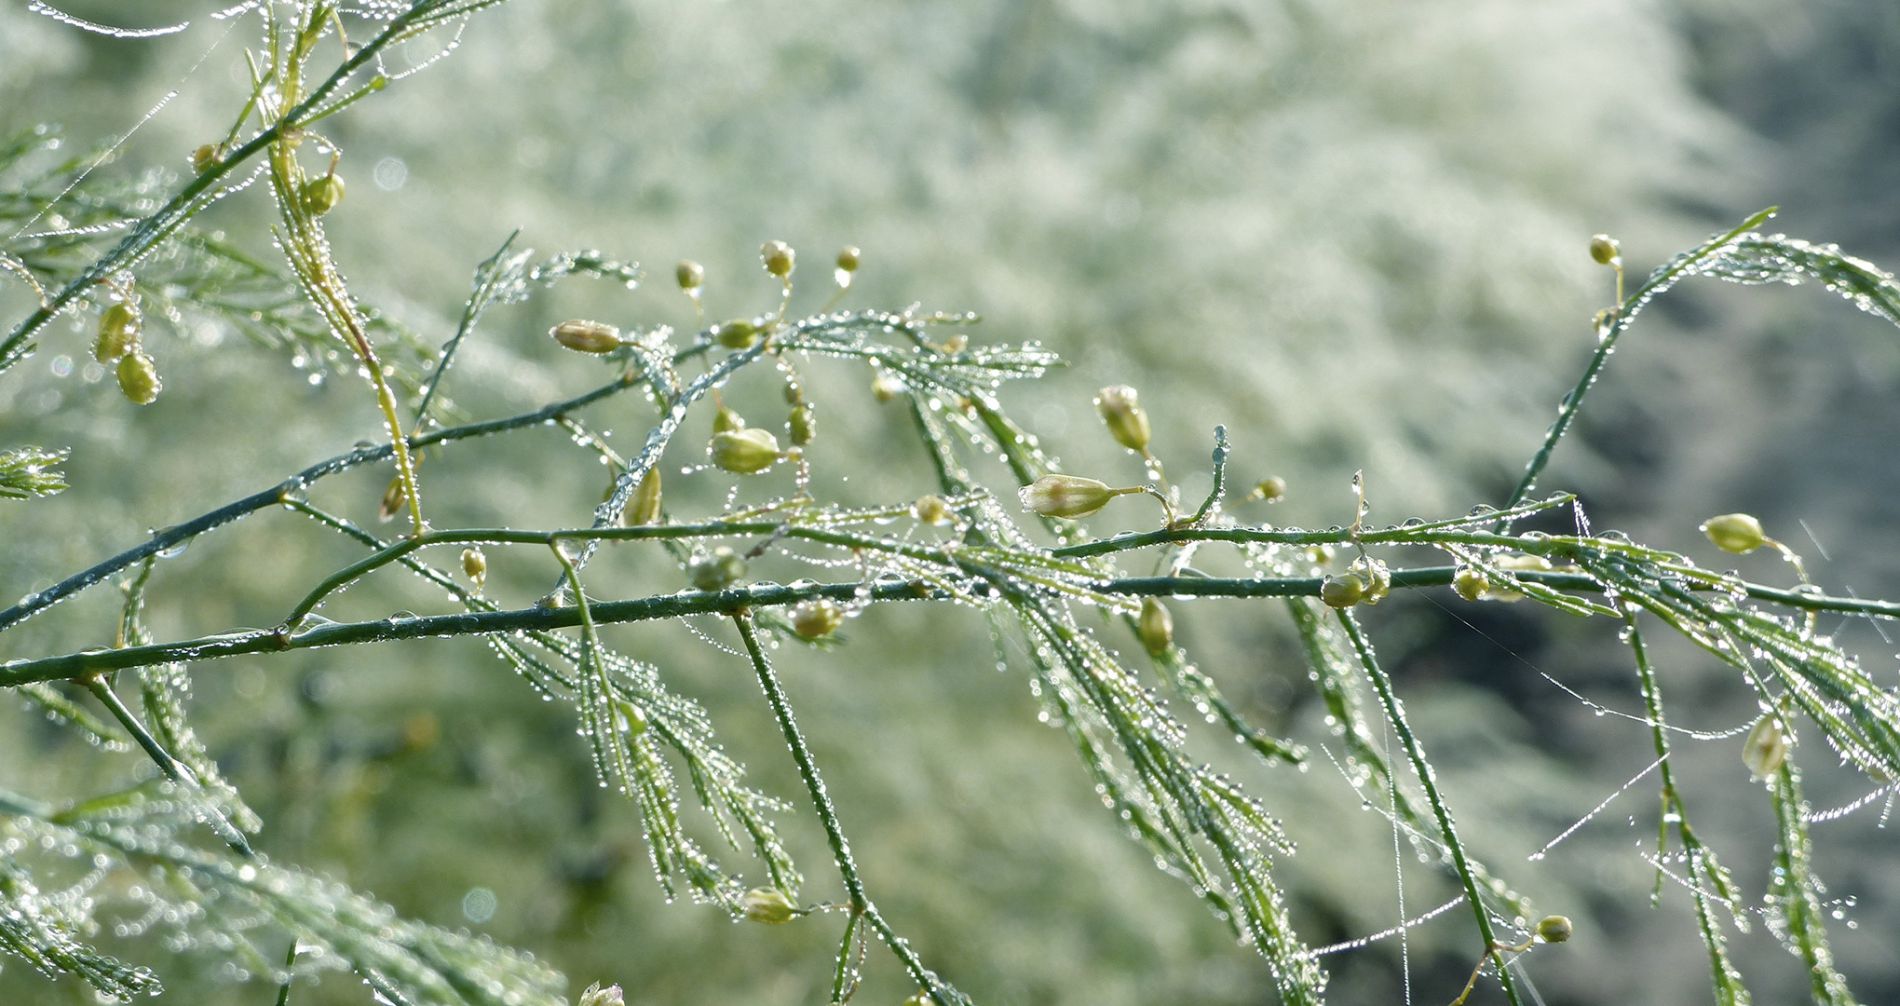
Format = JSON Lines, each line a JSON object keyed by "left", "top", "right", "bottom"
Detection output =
{"left": 5, "top": 3, "right": 1900, "bottom": 1006}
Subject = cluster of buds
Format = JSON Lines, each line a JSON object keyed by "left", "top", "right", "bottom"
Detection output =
{"left": 1321, "top": 557, "right": 1390, "bottom": 609}
{"left": 95, "top": 298, "right": 162, "bottom": 406}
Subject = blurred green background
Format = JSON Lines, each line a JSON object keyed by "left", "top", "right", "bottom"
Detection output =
{"left": 4, "top": 2, "right": 1900, "bottom": 1004}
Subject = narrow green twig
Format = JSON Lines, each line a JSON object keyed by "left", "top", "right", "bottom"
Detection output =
{"left": 1495, "top": 207, "right": 1777, "bottom": 527}
{"left": 79, "top": 675, "right": 253, "bottom": 858}
{"left": 733, "top": 614, "right": 964, "bottom": 1006}
{"left": 1335, "top": 611, "right": 1522, "bottom": 1006}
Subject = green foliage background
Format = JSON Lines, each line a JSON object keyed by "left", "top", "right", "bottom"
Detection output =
{"left": 4, "top": 2, "right": 1899, "bottom": 1004}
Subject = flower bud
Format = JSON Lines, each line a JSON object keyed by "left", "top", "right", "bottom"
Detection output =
{"left": 1701, "top": 513, "right": 1766, "bottom": 555}
{"left": 715, "top": 318, "right": 760, "bottom": 349}
{"left": 835, "top": 245, "right": 861, "bottom": 273}
{"left": 1019, "top": 474, "right": 1130, "bottom": 520}
{"left": 871, "top": 373, "right": 904, "bottom": 402}
{"left": 628, "top": 467, "right": 663, "bottom": 526}
{"left": 1137, "top": 598, "right": 1174, "bottom": 657}
{"left": 1742, "top": 713, "right": 1789, "bottom": 779}
{"left": 789, "top": 403, "right": 816, "bottom": 446}
{"left": 740, "top": 887, "right": 796, "bottom": 924}
{"left": 1484, "top": 553, "right": 1553, "bottom": 602}
{"left": 1249, "top": 477, "right": 1287, "bottom": 503}
{"left": 1588, "top": 234, "right": 1620, "bottom": 266}
{"left": 576, "top": 982, "right": 624, "bottom": 1006}
{"left": 688, "top": 547, "right": 746, "bottom": 591}
{"left": 912, "top": 494, "right": 950, "bottom": 525}
{"left": 95, "top": 302, "right": 140, "bottom": 363}
{"left": 377, "top": 474, "right": 407, "bottom": 522}
{"left": 301, "top": 173, "right": 345, "bottom": 216}
{"left": 790, "top": 599, "right": 844, "bottom": 640}
{"left": 1452, "top": 565, "right": 1488, "bottom": 602}
{"left": 1320, "top": 573, "right": 1367, "bottom": 609}
{"left": 551, "top": 319, "right": 622, "bottom": 354}
{"left": 116, "top": 350, "right": 161, "bottom": 405}
{"left": 1535, "top": 915, "right": 1573, "bottom": 944}
{"left": 760, "top": 240, "right": 795, "bottom": 279}
{"left": 675, "top": 259, "right": 704, "bottom": 290}
{"left": 1093, "top": 385, "right": 1152, "bottom": 453}
{"left": 189, "top": 144, "right": 220, "bottom": 174}
{"left": 461, "top": 547, "right": 487, "bottom": 589}
{"left": 713, "top": 402, "right": 746, "bottom": 433}
{"left": 711, "top": 428, "right": 782, "bottom": 474}
{"left": 1349, "top": 556, "right": 1391, "bottom": 604}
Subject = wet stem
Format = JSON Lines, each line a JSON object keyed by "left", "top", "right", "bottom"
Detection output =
{"left": 732, "top": 613, "right": 956, "bottom": 1006}
{"left": 264, "top": 7, "right": 426, "bottom": 537}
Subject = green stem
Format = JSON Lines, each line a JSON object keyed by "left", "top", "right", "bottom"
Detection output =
{"left": 81, "top": 675, "right": 253, "bottom": 858}
{"left": 12, "top": 564, "right": 1895, "bottom": 685}
{"left": 1335, "top": 611, "right": 1522, "bottom": 1006}
{"left": 1495, "top": 208, "right": 1776, "bottom": 527}
{"left": 732, "top": 615, "right": 958, "bottom": 1005}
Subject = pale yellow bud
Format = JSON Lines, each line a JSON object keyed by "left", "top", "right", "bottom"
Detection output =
{"left": 1452, "top": 565, "right": 1488, "bottom": 602}
{"left": 116, "top": 350, "right": 161, "bottom": 405}
{"left": 1094, "top": 385, "right": 1151, "bottom": 452}
{"left": 760, "top": 240, "right": 795, "bottom": 279}
{"left": 1535, "top": 915, "right": 1573, "bottom": 944}
{"left": 1320, "top": 573, "right": 1367, "bottom": 609}
{"left": 790, "top": 599, "right": 844, "bottom": 640}
{"left": 740, "top": 887, "right": 796, "bottom": 924}
{"left": 301, "top": 173, "right": 345, "bottom": 216}
{"left": 912, "top": 494, "right": 950, "bottom": 525}
{"left": 628, "top": 468, "right": 663, "bottom": 526}
{"left": 461, "top": 547, "right": 487, "bottom": 589}
{"left": 675, "top": 259, "right": 704, "bottom": 290}
{"left": 1701, "top": 513, "right": 1766, "bottom": 555}
{"left": 551, "top": 319, "right": 622, "bottom": 354}
{"left": 1018, "top": 474, "right": 1133, "bottom": 520}
{"left": 95, "top": 302, "right": 140, "bottom": 363}
{"left": 1137, "top": 598, "right": 1174, "bottom": 657}
{"left": 711, "top": 428, "right": 782, "bottom": 474}
{"left": 1742, "top": 713, "right": 1789, "bottom": 779}
{"left": 1589, "top": 234, "right": 1620, "bottom": 266}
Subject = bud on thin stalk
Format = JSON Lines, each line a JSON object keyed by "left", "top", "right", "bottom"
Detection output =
{"left": 628, "top": 467, "right": 663, "bottom": 526}
{"left": 1701, "top": 512, "right": 1767, "bottom": 555}
{"left": 1094, "top": 385, "right": 1152, "bottom": 453}
{"left": 711, "top": 428, "right": 782, "bottom": 474}
{"left": 740, "top": 887, "right": 797, "bottom": 924}
{"left": 1137, "top": 598, "right": 1174, "bottom": 657}
{"left": 1018, "top": 474, "right": 1141, "bottom": 520}
{"left": 461, "top": 547, "right": 487, "bottom": 590}
{"left": 117, "top": 350, "right": 161, "bottom": 406}
{"left": 551, "top": 320, "right": 622, "bottom": 354}
{"left": 790, "top": 599, "right": 844, "bottom": 640}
